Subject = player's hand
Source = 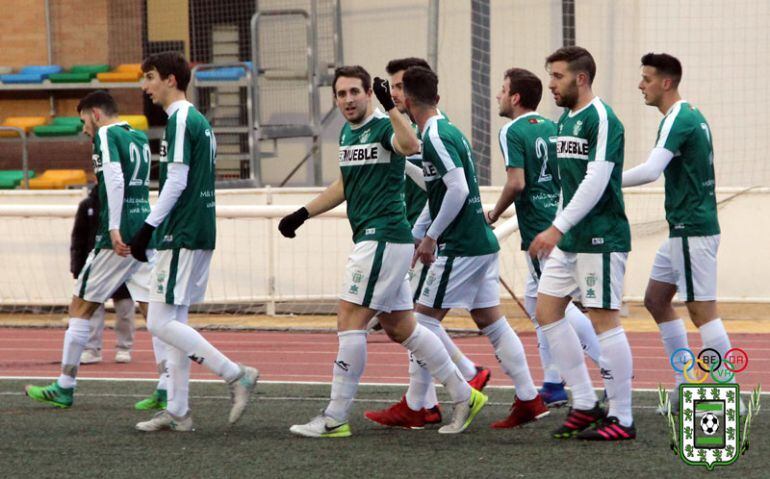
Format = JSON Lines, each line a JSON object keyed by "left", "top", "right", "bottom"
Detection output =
{"left": 528, "top": 225, "right": 562, "bottom": 261}
{"left": 278, "top": 207, "right": 309, "bottom": 238}
{"left": 110, "top": 229, "right": 130, "bottom": 257}
{"left": 485, "top": 209, "right": 498, "bottom": 225}
{"left": 413, "top": 235, "right": 437, "bottom": 268}
{"left": 129, "top": 222, "right": 156, "bottom": 262}
{"left": 373, "top": 77, "right": 396, "bottom": 112}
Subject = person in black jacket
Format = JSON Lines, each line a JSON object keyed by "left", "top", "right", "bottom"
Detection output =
{"left": 70, "top": 185, "right": 136, "bottom": 364}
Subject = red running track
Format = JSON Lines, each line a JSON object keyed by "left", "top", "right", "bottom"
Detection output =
{"left": 0, "top": 328, "right": 767, "bottom": 390}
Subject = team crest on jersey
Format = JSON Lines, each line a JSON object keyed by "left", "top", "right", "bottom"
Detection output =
{"left": 359, "top": 129, "right": 371, "bottom": 144}
{"left": 573, "top": 120, "right": 583, "bottom": 136}
{"left": 155, "top": 271, "right": 167, "bottom": 294}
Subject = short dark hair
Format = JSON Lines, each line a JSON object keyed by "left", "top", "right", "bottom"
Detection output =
{"left": 385, "top": 57, "right": 431, "bottom": 75}
{"left": 545, "top": 46, "right": 596, "bottom": 84}
{"left": 77, "top": 90, "right": 119, "bottom": 115}
{"left": 402, "top": 66, "right": 439, "bottom": 107}
{"left": 641, "top": 52, "right": 683, "bottom": 87}
{"left": 504, "top": 68, "right": 542, "bottom": 110}
{"left": 333, "top": 65, "right": 371, "bottom": 94}
{"left": 141, "top": 51, "right": 191, "bottom": 91}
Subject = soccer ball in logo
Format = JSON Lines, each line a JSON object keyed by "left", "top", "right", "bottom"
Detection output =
{"left": 700, "top": 413, "right": 719, "bottom": 435}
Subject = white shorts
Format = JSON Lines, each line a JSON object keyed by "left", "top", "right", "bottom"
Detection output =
{"left": 74, "top": 249, "right": 150, "bottom": 303}
{"left": 150, "top": 249, "right": 213, "bottom": 306}
{"left": 537, "top": 247, "right": 627, "bottom": 310}
{"left": 339, "top": 241, "right": 413, "bottom": 313}
{"left": 524, "top": 254, "right": 544, "bottom": 299}
{"left": 409, "top": 258, "right": 429, "bottom": 302}
{"left": 650, "top": 235, "right": 719, "bottom": 302}
{"left": 418, "top": 252, "right": 500, "bottom": 310}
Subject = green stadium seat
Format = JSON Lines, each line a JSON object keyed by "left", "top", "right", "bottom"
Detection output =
{"left": 0, "top": 170, "right": 35, "bottom": 189}
{"left": 52, "top": 116, "right": 83, "bottom": 126}
{"left": 28, "top": 169, "right": 87, "bottom": 189}
{"left": 33, "top": 124, "right": 80, "bottom": 136}
{"left": 49, "top": 72, "right": 93, "bottom": 83}
{"left": 70, "top": 64, "right": 110, "bottom": 75}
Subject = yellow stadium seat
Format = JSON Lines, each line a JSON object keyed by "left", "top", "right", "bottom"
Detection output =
{"left": 28, "top": 169, "right": 88, "bottom": 189}
{"left": 0, "top": 116, "right": 48, "bottom": 137}
{"left": 96, "top": 71, "right": 142, "bottom": 82}
{"left": 119, "top": 115, "right": 149, "bottom": 131}
{"left": 116, "top": 64, "right": 142, "bottom": 74}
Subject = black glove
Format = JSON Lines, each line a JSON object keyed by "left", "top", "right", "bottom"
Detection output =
{"left": 129, "top": 222, "right": 156, "bottom": 262}
{"left": 373, "top": 77, "right": 396, "bottom": 111}
{"left": 278, "top": 207, "right": 309, "bottom": 238}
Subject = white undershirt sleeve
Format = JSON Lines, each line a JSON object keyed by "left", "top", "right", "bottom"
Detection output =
{"left": 426, "top": 167, "right": 469, "bottom": 240}
{"left": 102, "top": 161, "right": 125, "bottom": 231}
{"left": 622, "top": 147, "right": 674, "bottom": 187}
{"left": 405, "top": 160, "right": 427, "bottom": 191}
{"left": 145, "top": 163, "right": 190, "bottom": 227}
{"left": 411, "top": 203, "right": 432, "bottom": 240}
{"left": 552, "top": 161, "right": 614, "bottom": 234}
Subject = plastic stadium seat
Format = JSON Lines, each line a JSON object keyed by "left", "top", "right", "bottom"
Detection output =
{"left": 119, "top": 115, "right": 149, "bottom": 131}
{"left": 49, "top": 72, "right": 93, "bottom": 83}
{"left": 70, "top": 64, "right": 110, "bottom": 75}
{"left": 97, "top": 71, "right": 141, "bottom": 82}
{"left": 0, "top": 170, "right": 35, "bottom": 189}
{"left": 20, "top": 65, "right": 63, "bottom": 77}
{"left": 28, "top": 169, "right": 87, "bottom": 189}
{"left": 52, "top": 116, "right": 83, "bottom": 126}
{"left": 33, "top": 124, "right": 80, "bottom": 136}
{"left": 1, "top": 73, "right": 45, "bottom": 84}
{"left": 0, "top": 66, "right": 12, "bottom": 75}
{"left": 0, "top": 117, "right": 48, "bottom": 136}
{"left": 116, "top": 64, "right": 142, "bottom": 74}
{"left": 196, "top": 67, "right": 247, "bottom": 81}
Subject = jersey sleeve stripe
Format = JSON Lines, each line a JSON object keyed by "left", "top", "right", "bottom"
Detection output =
{"left": 655, "top": 102, "right": 682, "bottom": 149}
{"left": 427, "top": 122, "right": 456, "bottom": 172}
{"left": 173, "top": 105, "right": 189, "bottom": 164}
{"left": 98, "top": 126, "right": 112, "bottom": 163}
{"left": 498, "top": 121, "right": 513, "bottom": 165}
{"left": 594, "top": 101, "right": 609, "bottom": 162}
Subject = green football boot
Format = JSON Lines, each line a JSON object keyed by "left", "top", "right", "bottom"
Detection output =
{"left": 25, "top": 382, "right": 74, "bottom": 408}
{"left": 134, "top": 389, "right": 167, "bottom": 411}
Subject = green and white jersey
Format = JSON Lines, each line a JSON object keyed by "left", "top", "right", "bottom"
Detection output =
{"left": 156, "top": 101, "right": 217, "bottom": 250}
{"left": 655, "top": 100, "right": 720, "bottom": 237}
{"left": 339, "top": 109, "right": 413, "bottom": 244}
{"left": 555, "top": 97, "right": 631, "bottom": 253}
{"left": 498, "top": 112, "right": 560, "bottom": 250}
{"left": 421, "top": 114, "right": 499, "bottom": 257}
{"left": 92, "top": 122, "right": 151, "bottom": 250}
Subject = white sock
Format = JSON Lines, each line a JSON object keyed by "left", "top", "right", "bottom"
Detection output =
{"left": 324, "top": 330, "right": 367, "bottom": 421}
{"left": 416, "top": 313, "right": 477, "bottom": 380}
{"left": 405, "top": 350, "right": 435, "bottom": 411}
{"left": 526, "top": 296, "right": 561, "bottom": 384}
{"left": 166, "top": 306, "right": 191, "bottom": 417}
{"left": 541, "top": 318, "right": 596, "bottom": 410}
{"left": 565, "top": 302, "right": 602, "bottom": 366}
{"left": 57, "top": 318, "right": 91, "bottom": 389}
{"left": 482, "top": 318, "right": 537, "bottom": 401}
{"left": 598, "top": 327, "right": 634, "bottom": 427}
{"left": 402, "top": 323, "right": 471, "bottom": 403}
{"left": 167, "top": 345, "right": 191, "bottom": 417}
{"left": 699, "top": 318, "right": 733, "bottom": 383}
{"left": 151, "top": 335, "right": 170, "bottom": 391}
{"left": 146, "top": 302, "right": 241, "bottom": 382}
{"left": 658, "top": 318, "right": 688, "bottom": 387}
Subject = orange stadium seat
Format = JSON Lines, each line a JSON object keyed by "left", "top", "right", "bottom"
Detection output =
{"left": 97, "top": 64, "right": 142, "bottom": 82}
{"left": 0, "top": 117, "right": 48, "bottom": 137}
{"left": 119, "top": 115, "right": 149, "bottom": 131}
{"left": 28, "top": 169, "right": 88, "bottom": 189}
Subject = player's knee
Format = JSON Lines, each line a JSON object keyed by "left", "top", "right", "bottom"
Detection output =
{"left": 643, "top": 293, "right": 666, "bottom": 316}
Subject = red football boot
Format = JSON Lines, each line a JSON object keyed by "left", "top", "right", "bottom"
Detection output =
{"left": 364, "top": 396, "right": 427, "bottom": 429}
{"left": 491, "top": 394, "right": 550, "bottom": 429}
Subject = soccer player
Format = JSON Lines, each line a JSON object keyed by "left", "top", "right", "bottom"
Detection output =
{"left": 623, "top": 53, "right": 734, "bottom": 413}
{"left": 364, "top": 58, "right": 491, "bottom": 429}
{"left": 131, "top": 52, "right": 259, "bottom": 432}
{"left": 24, "top": 91, "right": 169, "bottom": 410}
{"left": 486, "top": 67, "right": 601, "bottom": 408}
{"left": 401, "top": 66, "right": 547, "bottom": 429}
{"left": 279, "top": 65, "right": 487, "bottom": 437}
{"left": 529, "top": 46, "right": 635, "bottom": 440}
